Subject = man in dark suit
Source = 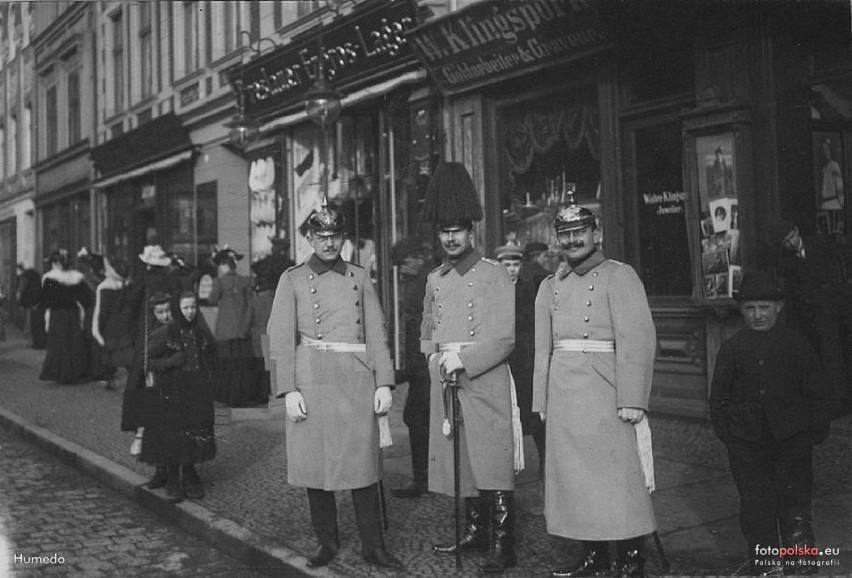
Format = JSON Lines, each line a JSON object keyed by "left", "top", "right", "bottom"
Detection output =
{"left": 764, "top": 218, "right": 852, "bottom": 417}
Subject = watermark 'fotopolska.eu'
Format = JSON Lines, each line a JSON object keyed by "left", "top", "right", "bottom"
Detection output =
{"left": 754, "top": 545, "right": 841, "bottom": 569}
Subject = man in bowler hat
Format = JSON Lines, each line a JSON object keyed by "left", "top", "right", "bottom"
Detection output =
{"left": 710, "top": 272, "right": 831, "bottom": 575}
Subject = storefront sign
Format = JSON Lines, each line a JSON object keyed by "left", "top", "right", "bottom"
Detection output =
{"left": 407, "top": 0, "right": 608, "bottom": 94}
{"left": 642, "top": 190, "right": 686, "bottom": 216}
{"left": 237, "top": 0, "right": 418, "bottom": 118}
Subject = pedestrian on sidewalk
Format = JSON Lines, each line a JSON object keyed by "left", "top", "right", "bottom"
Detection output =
{"left": 129, "top": 291, "right": 173, "bottom": 490}
{"left": 389, "top": 235, "right": 433, "bottom": 499}
{"left": 16, "top": 262, "right": 45, "bottom": 349}
{"left": 92, "top": 257, "right": 133, "bottom": 390}
{"left": 534, "top": 201, "right": 657, "bottom": 578}
{"left": 77, "top": 248, "right": 112, "bottom": 384}
{"left": 496, "top": 239, "right": 546, "bottom": 477}
{"left": 710, "top": 272, "right": 832, "bottom": 576}
{"left": 266, "top": 198, "right": 403, "bottom": 570}
{"left": 39, "top": 249, "right": 92, "bottom": 385}
{"left": 420, "top": 162, "right": 520, "bottom": 574}
{"left": 141, "top": 290, "right": 217, "bottom": 503}
{"left": 207, "top": 246, "right": 254, "bottom": 407}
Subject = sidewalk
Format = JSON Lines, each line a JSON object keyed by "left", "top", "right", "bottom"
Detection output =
{"left": 0, "top": 324, "right": 849, "bottom": 577}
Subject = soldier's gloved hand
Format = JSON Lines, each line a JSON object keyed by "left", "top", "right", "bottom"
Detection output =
{"left": 539, "top": 412, "right": 546, "bottom": 424}
{"left": 439, "top": 351, "right": 464, "bottom": 375}
{"left": 618, "top": 407, "right": 645, "bottom": 424}
{"left": 374, "top": 386, "right": 392, "bottom": 415}
{"left": 285, "top": 391, "right": 307, "bottom": 423}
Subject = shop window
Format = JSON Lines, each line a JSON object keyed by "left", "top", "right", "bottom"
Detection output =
{"left": 45, "top": 85, "right": 57, "bottom": 156}
{"left": 634, "top": 123, "right": 692, "bottom": 296}
{"left": 67, "top": 70, "right": 80, "bottom": 144}
{"left": 499, "top": 86, "right": 601, "bottom": 271}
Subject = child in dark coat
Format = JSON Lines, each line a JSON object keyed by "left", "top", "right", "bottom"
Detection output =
{"left": 710, "top": 272, "right": 832, "bottom": 576}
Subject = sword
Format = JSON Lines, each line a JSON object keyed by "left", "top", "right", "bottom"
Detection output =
{"left": 652, "top": 530, "right": 670, "bottom": 573}
{"left": 441, "top": 366, "right": 463, "bottom": 570}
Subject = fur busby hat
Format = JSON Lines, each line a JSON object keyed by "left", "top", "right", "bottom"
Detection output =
{"left": 307, "top": 196, "right": 345, "bottom": 235}
{"left": 139, "top": 245, "right": 172, "bottom": 267}
{"left": 422, "top": 162, "right": 483, "bottom": 229}
{"left": 213, "top": 245, "right": 244, "bottom": 265}
{"left": 736, "top": 272, "right": 784, "bottom": 302}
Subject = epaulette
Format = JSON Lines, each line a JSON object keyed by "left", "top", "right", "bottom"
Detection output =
{"left": 285, "top": 263, "right": 304, "bottom": 273}
{"left": 544, "top": 273, "right": 556, "bottom": 281}
{"left": 346, "top": 262, "right": 366, "bottom": 270}
{"left": 480, "top": 258, "right": 500, "bottom": 266}
{"left": 429, "top": 264, "right": 443, "bottom": 274}
{"left": 609, "top": 259, "right": 625, "bottom": 266}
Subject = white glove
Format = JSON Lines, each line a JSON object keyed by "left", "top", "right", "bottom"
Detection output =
{"left": 439, "top": 351, "right": 464, "bottom": 375}
{"left": 285, "top": 391, "right": 307, "bottom": 423}
{"left": 374, "top": 386, "right": 392, "bottom": 415}
{"left": 539, "top": 412, "right": 546, "bottom": 424}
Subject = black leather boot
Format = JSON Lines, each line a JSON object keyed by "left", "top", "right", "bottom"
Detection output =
{"left": 306, "top": 489, "right": 339, "bottom": 568}
{"left": 146, "top": 466, "right": 167, "bottom": 490}
{"left": 480, "top": 490, "right": 516, "bottom": 573}
{"left": 182, "top": 464, "right": 204, "bottom": 499}
{"left": 164, "top": 465, "right": 184, "bottom": 504}
{"left": 552, "top": 541, "right": 611, "bottom": 577}
{"left": 616, "top": 537, "right": 645, "bottom": 577}
{"left": 391, "top": 424, "right": 429, "bottom": 498}
{"left": 434, "top": 496, "right": 489, "bottom": 554}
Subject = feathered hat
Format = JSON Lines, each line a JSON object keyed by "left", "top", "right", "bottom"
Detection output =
{"left": 139, "top": 245, "right": 173, "bottom": 267}
{"left": 212, "top": 245, "right": 244, "bottom": 265}
{"left": 307, "top": 196, "right": 345, "bottom": 236}
{"left": 421, "top": 162, "right": 483, "bottom": 229}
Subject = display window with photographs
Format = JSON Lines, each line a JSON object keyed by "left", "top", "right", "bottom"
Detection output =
{"left": 696, "top": 133, "right": 741, "bottom": 299}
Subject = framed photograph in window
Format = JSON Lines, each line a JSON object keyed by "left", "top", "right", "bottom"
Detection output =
{"left": 813, "top": 131, "right": 844, "bottom": 211}
{"left": 696, "top": 133, "right": 737, "bottom": 209}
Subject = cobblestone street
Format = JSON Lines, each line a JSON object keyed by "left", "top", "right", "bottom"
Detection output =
{"left": 0, "top": 426, "right": 263, "bottom": 577}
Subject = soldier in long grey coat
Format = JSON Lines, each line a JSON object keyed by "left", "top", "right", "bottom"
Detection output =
{"left": 419, "top": 162, "right": 518, "bottom": 574}
{"left": 265, "top": 199, "right": 403, "bottom": 571}
{"left": 533, "top": 203, "right": 657, "bottom": 578}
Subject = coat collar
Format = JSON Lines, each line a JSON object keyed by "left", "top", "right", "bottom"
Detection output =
{"left": 307, "top": 254, "right": 347, "bottom": 276}
{"left": 439, "top": 248, "right": 481, "bottom": 277}
{"left": 559, "top": 249, "right": 605, "bottom": 279}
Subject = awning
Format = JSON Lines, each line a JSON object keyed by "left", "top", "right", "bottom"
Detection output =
{"left": 93, "top": 149, "right": 195, "bottom": 189}
{"left": 259, "top": 69, "right": 427, "bottom": 134}
{"left": 90, "top": 112, "right": 193, "bottom": 179}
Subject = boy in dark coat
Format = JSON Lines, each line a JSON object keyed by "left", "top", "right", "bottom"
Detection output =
{"left": 710, "top": 272, "right": 832, "bottom": 576}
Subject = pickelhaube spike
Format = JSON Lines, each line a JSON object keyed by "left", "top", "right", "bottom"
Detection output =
{"left": 554, "top": 191, "right": 596, "bottom": 234}
{"left": 307, "top": 195, "right": 345, "bottom": 235}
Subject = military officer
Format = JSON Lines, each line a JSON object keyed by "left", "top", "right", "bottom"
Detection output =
{"left": 420, "top": 162, "right": 518, "bottom": 573}
{"left": 265, "top": 198, "right": 403, "bottom": 570}
{"left": 533, "top": 203, "right": 657, "bottom": 578}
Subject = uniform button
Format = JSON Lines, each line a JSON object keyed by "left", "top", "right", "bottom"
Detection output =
{"left": 349, "top": 271, "right": 354, "bottom": 277}
{"left": 760, "top": 389, "right": 766, "bottom": 395}
{"left": 436, "top": 287, "right": 440, "bottom": 292}
{"left": 468, "top": 301, "right": 473, "bottom": 308}
{"left": 353, "top": 285, "right": 358, "bottom": 290}
{"left": 471, "top": 267, "right": 476, "bottom": 272}
{"left": 582, "top": 348, "right": 588, "bottom": 353}
{"left": 555, "top": 290, "right": 559, "bottom": 295}
{"left": 593, "top": 272, "right": 598, "bottom": 277}
{"left": 356, "top": 319, "right": 361, "bottom": 324}
{"left": 309, "top": 274, "right": 315, "bottom": 280}
{"left": 758, "top": 359, "right": 764, "bottom": 365}
{"left": 467, "top": 315, "right": 473, "bottom": 321}
{"left": 584, "top": 316, "right": 589, "bottom": 322}
{"left": 469, "top": 330, "right": 475, "bottom": 336}
{"left": 314, "top": 303, "right": 319, "bottom": 309}
{"left": 438, "top": 304, "right": 443, "bottom": 309}
{"left": 583, "top": 333, "right": 589, "bottom": 338}
{"left": 586, "top": 301, "right": 592, "bottom": 306}
{"left": 355, "top": 301, "right": 360, "bottom": 306}
{"left": 468, "top": 282, "right": 473, "bottom": 287}
{"left": 589, "top": 285, "right": 595, "bottom": 291}
{"left": 310, "top": 288, "right": 317, "bottom": 294}
{"left": 317, "top": 333, "right": 323, "bottom": 339}
{"left": 554, "top": 306, "right": 558, "bottom": 311}
{"left": 315, "top": 318, "right": 321, "bottom": 324}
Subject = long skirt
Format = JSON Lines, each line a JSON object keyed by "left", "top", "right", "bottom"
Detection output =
{"left": 39, "top": 309, "right": 89, "bottom": 384}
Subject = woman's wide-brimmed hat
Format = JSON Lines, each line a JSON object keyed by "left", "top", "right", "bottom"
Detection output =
{"left": 138, "top": 244, "right": 172, "bottom": 267}
{"left": 213, "top": 245, "right": 244, "bottom": 265}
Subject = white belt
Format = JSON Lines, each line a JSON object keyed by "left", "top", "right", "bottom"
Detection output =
{"left": 300, "top": 335, "right": 366, "bottom": 353}
{"left": 438, "top": 342, "right": 475, "bottom": 353}
{"left": 553, "top": 339, "right": 615, "bottom": 353}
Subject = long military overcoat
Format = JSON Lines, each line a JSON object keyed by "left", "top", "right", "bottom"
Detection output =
{"left": 532, "top": 250, "right": 657, "bottom": 540}
{"left": 420, "top": 250, "right": 515, "bottom": 497}
{"left": 266, "top": 256, "right": 394, "bottom": 491}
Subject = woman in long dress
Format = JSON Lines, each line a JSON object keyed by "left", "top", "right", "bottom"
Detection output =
{"left": 92, "top": 257, "right": 133, "bottom": 390}
{"left": 39, "top": 250, "right": 91, "bottom": 384}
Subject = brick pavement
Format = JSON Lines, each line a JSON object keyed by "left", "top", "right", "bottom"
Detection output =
{"left": 0, "top": 324, "right": 850, "bottom": 576}
{"left": 0, "top": 426, "right": 265, "bottom": 577}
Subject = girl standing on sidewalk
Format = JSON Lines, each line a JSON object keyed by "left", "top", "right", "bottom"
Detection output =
{"left": 141, "top": 290, "right": 216, "bottom": 503}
